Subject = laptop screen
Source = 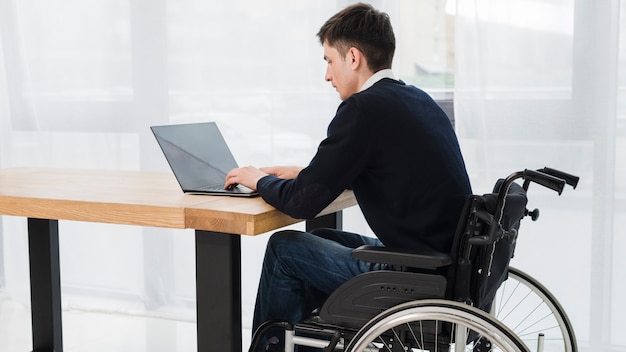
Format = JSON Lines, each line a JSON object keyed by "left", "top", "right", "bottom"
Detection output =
{"left": 151, "top": 122, "right": 239, "bottom": 190}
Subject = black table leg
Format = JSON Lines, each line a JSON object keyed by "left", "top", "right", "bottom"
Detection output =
{"left": 195, "top": 230, "right": 242, "bottom": 352}
{"left": 305, "top": 211, "right": 343, "bottom": 232}
{"left": 194, "top": 210, "right": 342, "bottom": 352}
{"left": 27, "top": 218, "right": 63, "bottom": 352}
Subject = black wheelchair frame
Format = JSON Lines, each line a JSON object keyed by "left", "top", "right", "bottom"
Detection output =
{"left": 250, "top": 167, "right": 579, "bottom": 352}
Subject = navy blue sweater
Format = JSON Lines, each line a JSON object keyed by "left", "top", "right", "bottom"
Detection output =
{"left": 257, "top": 79, "right": 471, "bottom": 253}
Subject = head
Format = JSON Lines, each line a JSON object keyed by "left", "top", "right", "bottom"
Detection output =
{"left": 317, "top": 3, "right": 396, "bottom": 100}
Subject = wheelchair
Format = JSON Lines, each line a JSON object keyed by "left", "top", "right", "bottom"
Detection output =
{"left": 249, "top": 167, "right": 579, "bottom": 352}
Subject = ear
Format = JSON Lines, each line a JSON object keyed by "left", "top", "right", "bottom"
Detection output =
{"left": 347, "top": 47, "right": 364, "bottom": 70}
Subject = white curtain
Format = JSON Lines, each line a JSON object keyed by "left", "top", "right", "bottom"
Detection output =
{"left": 455, "top": 0, "right": 624, "bottom": 350}
{"left": 1, "top": 0, "right": 622, "bottom": 351}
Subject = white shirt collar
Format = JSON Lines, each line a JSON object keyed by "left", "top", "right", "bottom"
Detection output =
{"left": 359, "top": 69, "right": 396, "bottom": 92}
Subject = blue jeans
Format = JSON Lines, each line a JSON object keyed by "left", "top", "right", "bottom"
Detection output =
{"left": 252, "top": 228, "right": 387, "bottom": 333}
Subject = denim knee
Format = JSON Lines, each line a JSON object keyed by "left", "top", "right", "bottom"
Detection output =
{"left": 266, "top": 230, "right": 306, "bottom": 253}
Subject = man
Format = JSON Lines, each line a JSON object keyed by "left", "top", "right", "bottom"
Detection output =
{"left": 225, "top": 2, "right": 471, "bottom": 350}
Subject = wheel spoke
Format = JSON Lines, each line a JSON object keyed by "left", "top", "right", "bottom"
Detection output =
{"left": 492, "top": 267, "right": 577, "bottom": 352}
{"left": 346, "top": 300, "right": 528, "bottom": 352}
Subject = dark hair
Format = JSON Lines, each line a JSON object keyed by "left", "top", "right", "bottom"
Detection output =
{"left": 317, "top": 3, "right": 395, "bottom": 72}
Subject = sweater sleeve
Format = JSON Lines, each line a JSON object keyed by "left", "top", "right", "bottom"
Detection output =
{"left": 256, "top": 98, "right": 370, "bottom": 219}
{"left": 256, "top": 175, "right": 334, "bottom": 219}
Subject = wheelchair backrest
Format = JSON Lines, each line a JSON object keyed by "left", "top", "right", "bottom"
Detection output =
{"left": 447, "top": 181, "right": 528, "bottom": 312}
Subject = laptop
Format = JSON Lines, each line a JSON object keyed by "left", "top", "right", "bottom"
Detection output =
{"left": 151, "top": 122, "right": 258, "bottom": 197}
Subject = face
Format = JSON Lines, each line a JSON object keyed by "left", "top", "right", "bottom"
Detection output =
{"left": 323, "top": 42, "right": 360, "bottom": 100}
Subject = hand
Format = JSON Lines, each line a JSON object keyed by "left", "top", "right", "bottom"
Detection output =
{"left": 224, "top": 166, "right": 268, "bottom": 191}
{"left": 259, "top": 166, "right": 303, "bottom": 179}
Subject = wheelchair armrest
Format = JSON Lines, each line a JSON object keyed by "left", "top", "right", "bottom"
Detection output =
{"left": 351, "top": 245, "right": 453, "bottom": 270}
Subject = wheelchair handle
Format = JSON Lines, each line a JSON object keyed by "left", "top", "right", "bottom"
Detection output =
{"left": 538, "top": 167, "right": 579, "bottom": 189}
{"left": 522, "top": 169, "right": 566, "bottom": 195}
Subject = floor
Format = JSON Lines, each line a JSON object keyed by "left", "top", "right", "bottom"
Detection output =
{"left": 0, "top": 294, "right": 252, "bottom": 352}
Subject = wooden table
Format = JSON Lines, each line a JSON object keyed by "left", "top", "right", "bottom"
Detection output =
{"left": 0, "top": 167, "right": 356, "bottom": 352}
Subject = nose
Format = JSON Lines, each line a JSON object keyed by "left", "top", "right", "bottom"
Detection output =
{"left": 325, "top": 66, "right": 332, "bottom": 82}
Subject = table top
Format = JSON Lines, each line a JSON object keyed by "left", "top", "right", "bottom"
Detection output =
{"left": 0, "top": 167, "right": 356, "bottom": 235}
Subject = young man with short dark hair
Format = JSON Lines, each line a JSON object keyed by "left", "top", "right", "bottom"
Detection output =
{"left": 225, "top": 3, "right": 472, "bottom": 350}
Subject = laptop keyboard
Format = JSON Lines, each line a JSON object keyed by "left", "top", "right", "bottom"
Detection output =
{"left": 198, "top": 183, "right": 226, "bottom": 191}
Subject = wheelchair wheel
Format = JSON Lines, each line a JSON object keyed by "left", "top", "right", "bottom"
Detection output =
{"left": 492, "top": 267, "right": 577, "bottom": 352}
{"left": 345, "top": 299, "right": 529, "bottom": 352}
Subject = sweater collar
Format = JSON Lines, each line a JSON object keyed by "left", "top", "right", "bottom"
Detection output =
{"left": 359, "top": 69, "right": 396, "bottom": 92}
